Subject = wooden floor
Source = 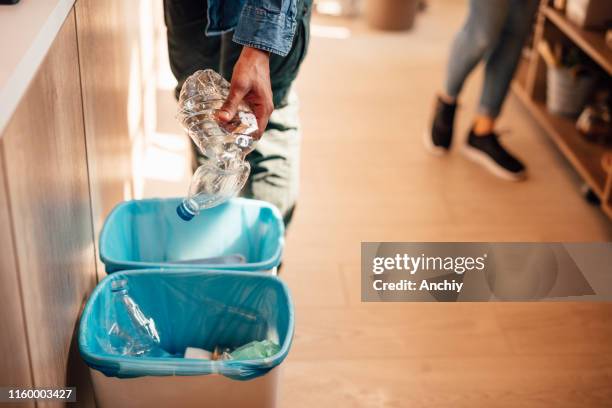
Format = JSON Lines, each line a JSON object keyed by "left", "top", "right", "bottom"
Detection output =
{"left": 147, "top": 1, "right": 612, "bottom": 406}
{"left": 281, "top": 3, "right": 612, "bottom": 407}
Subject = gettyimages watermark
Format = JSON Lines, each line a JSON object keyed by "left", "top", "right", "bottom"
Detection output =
{"left": 361, "top": 243, "right": 612, "bottom": 302}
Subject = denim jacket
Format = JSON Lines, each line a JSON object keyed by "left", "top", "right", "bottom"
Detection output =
{"left": 206, "top": 0, "right": 298, "bottom": 57}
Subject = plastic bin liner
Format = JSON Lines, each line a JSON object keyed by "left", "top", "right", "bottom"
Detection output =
{"left": 79, "top": 269, "right": 294, "bottom": 381}
{"left": 99, "top": 197, "right": 284, "bottom": 273}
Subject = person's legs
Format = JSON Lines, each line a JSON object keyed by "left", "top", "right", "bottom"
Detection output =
{"left": 427, "top": 0, "right": 510, "bottom": 154}
{"left": 164, "top": 0, "right": 223, "bottom": 169}
{"left": 444, "top": 0, "right": 510, "bottom": 100}
{"left": 460, "top": 0, "right": 539, "bottom": 182}
{"left": 477, "top": 0, "right": 539, "bottom": 121}
{"left": 243, "top": 90, "right": 302, "bottom": 224}
{"left": 163, "top": 0, "right": 221, "bottom": 99}
{"left": 218, "top": 36, "right": 240, "bottom": 81}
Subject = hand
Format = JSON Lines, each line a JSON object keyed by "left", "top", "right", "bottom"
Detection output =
{"left": 218, "top": 46, "right": 273, "bottom": 140}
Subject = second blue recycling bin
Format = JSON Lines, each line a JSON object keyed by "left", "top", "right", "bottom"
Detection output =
{"left": 99, "top": 197, "right": 284, "bottom": 273}
{"left": 79, "top": 269, "right": 294, "bottom": 407}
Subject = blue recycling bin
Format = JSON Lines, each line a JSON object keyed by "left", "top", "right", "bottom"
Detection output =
{"left": 79, "top": 268, "right": 294, "bottom": 408}
{"left": 99, "top": 197, "right": 284, "bottom": 274}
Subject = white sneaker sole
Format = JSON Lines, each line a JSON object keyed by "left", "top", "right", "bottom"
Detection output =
{"left": 461, "top": 144, "right": 527, "bottom": 182}
{"left": 423, "top": 130, "right": 449, "bottom": 156}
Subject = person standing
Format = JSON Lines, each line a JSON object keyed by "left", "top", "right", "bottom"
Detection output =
{"left": 426, "top": 0, "right": 539, "bottom": 181}
{"left": 164, "top": 0, "right": 312, "bottom": 224}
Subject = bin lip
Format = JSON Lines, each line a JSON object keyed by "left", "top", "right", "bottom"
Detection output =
{"left": 78, "top": 268, "right": 294, "bottom": 378}
{"left": 99, "top": 197, "right": 285, "bottom": 272}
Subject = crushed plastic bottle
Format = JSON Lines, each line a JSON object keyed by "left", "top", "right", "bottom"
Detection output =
{"left": 105, "top": 279, "right": 169, "bottom": 357}
{"left": 176, "top": 69, "right": 258, "bottom": 221}
{"left": 230, "top": 340, "right": 280, "bottom": 360}
{"left": 176, "top": 157, "right": 250, "bottom": 221}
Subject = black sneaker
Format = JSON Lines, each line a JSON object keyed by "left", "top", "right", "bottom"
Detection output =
{"left": 425, "top": 97, "right": 457, "bottom": 155}
{"left": 462, "top": 129, "right": 527, "bottom": 181}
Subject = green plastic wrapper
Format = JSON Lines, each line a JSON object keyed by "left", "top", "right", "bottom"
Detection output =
{"left": 230, "top": 340, "right": 280, "bottom": 360}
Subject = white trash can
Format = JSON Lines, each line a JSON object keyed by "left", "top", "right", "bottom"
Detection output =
{"left": 79, "top": 269, "right": 294, "bottom": 408}
{"left": 90, "top": 367, "right": 281, "bottom": 408}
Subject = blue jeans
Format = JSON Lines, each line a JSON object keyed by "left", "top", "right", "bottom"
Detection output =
{"left": 445, "top": 0, "right": 539, "bottom": 118}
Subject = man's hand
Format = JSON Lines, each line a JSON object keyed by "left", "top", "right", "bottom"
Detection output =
{"left": 218, "top": 46, "right": 273, "bottom": 140}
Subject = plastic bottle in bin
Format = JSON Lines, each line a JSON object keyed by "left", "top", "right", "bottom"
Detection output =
{"left": 176, "top": 69, "right": 258, "bottom": 221}
{"left": 106, "top": 279, "right": 169, "bottom": 357}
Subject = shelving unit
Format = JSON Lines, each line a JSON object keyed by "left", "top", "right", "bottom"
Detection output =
{"left": 543, "top": 7, "right": 612, "bottom": 75}
{"left": 512, "top": 0, "right": 612, "bottom": 219}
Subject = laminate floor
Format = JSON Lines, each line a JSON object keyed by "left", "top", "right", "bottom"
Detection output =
{"left": 146, "top": 1, "right": 612, "bottom": 406}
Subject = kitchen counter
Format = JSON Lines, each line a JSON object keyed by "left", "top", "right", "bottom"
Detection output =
{"left": 0, "top": 0, "right": 75, "bottom": 135}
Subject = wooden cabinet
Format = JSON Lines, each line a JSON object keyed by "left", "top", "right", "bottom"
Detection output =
{"left": 0, "top": 151, "right": 34, "bottom": 408}
{"left": 75, "top": 0, "right": 141, "bottom": 279}
{"left": 0, "top": 0, "right": 155, "bottom": 402}
{"left": 0, "top": 10, "right": 96, "bottom": 406}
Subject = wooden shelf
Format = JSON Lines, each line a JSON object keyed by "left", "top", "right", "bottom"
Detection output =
{"left": 604, "top": 204, "right": 612, "bottom": 218}
{"left": 514, "top": 57, "right": 530, "bottom": 92}
{"left": 511, "top": 4, "right": 612, "bottom": 219}
{"left": 543, "top": 6, "right": 612, "bottom": 75}
{"left": 512, "top": 71, "right": 609, "bottom": 198}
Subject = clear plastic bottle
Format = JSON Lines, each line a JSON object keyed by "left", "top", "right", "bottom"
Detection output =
{"left": 176, "top": 158, "right": 250, "bottom": 221}
{"left": 106, "top": 279, "right": 167, "bottom": 357}
{"left": 177, "top": 69, "right": 258, "bottom": 159}
{"left": 175, "top": 70, "right": 258, "bottom": 221}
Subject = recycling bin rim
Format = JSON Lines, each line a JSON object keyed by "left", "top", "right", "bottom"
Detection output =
{"left": 78, "top": 268, "right": 295, "bottom": 379}
{"left": 99, "top": 197, "right": 285, "bottom": 273}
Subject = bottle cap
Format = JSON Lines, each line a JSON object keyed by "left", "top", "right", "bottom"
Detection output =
{"left": 176, "top": 203, "right": 195, "bottom": 221}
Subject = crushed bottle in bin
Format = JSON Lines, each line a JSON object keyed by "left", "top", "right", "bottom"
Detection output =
{"left": 105, "top": 279, "right": 172, "bottom": 358}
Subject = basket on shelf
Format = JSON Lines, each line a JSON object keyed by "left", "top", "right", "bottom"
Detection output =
{"left": 546, "top": 67, "right": 595, "bottom": 117}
